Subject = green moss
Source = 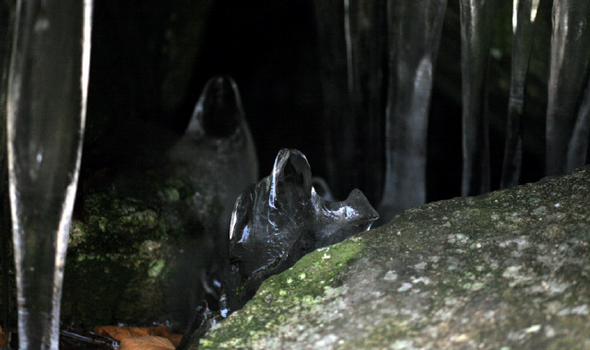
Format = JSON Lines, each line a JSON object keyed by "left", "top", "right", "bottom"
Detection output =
{"left": 199, "top": 238, "right": 365, "bottom": 348}
{"left": 196, "top": 168, "right": 590, "bottom": 349}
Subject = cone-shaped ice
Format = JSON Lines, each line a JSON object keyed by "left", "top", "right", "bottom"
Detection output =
{"left": 173, "top": 75, "right": 259, "bottom": 239}
{"left": 500, "top": 0, "right": 541, "bottom": 188}
{"left": 187, "top": 76, "right": 246, "bottom": 139}
{"left": 177, "top": 149, "right": 378, "bottom": 350}
{"left": 226, "top": 148, "right": 378, "bottom": 311}
{"left": 166, "top": 75, "right": 258, "bottom": 330}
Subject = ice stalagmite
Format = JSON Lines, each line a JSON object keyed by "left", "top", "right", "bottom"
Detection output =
{"left": 167, "top": 76, "right": 258, "bottom": 330}
{"left": 181, "top": 76, "right": 258, "bottom": 235}
{"left": 225, "top": 149, "right": 378, "bottom": 311}
{"left": 6, "top": 0, "right": 93, "bottom": 348}
{"left": 501, "top": 0, "right": 541, "bottom": 188}
{"left": 459, "top": 0, "right": 497, "bottom": 196}
{"left": 546, "top": 0, "right": 590, "bottom": 175}
{"left": 379, "top": 0, "right": 447, "bottom": 223}
{"left": 177, "top": 149, "right": 378, "bottom": 350}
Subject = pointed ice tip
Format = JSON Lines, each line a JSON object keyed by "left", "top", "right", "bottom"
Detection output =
{"left": 314, "top": 187, "right": 379, "bottom": 247}
{"left": 345, "top": 188, "right": 380, "bottom": 222}
{"left": 187, "top": 75, "right": 245, "bottom": 138}
{"left": 269, "top": 149, "right": 312, "bottom": 208}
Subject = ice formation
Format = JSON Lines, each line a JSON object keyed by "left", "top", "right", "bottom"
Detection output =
{"left": 6, "top": 0, "right": 93, "bottom": 349}
{"left": 177, "top": 149, "right": 378, "bottom": 349}
{"left": 224, "top": 149, "right": 378, "bottom": 310}
{"left": 166, "top": 75, "right": 258, "bottom": 329}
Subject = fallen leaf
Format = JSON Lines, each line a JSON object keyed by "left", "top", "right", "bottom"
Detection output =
{"left": 94, "top": 325, "right": 150, "bottom": 341}
{"left": 0, "top": 325, "right": 7, "bottom": 347}
{"left": 93, "top": 325, "right": 182, "bottom": 346}
{"left": 119, "top": 336, "right": 174, "bottom": 350}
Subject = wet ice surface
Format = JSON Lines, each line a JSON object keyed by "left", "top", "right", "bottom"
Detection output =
{"left": 379, "top": 0, "right": 447, "bottom": 224}
{"left": 178, "top": 149, "right": 378, "bottom": 349}
{"left": 7, "top": 1, "right": 92, "bottom": 349}
{"left": 459, "top": 0, "right": 497, "bottom": 197}
{"left": 225, "top": 149, "right": 379, "bottom": 311}
{"left": 501, "top": 0, "right": 540, "bottom": 188}
{"left": 546, "top": 0, "right": 590, "bottom": 175}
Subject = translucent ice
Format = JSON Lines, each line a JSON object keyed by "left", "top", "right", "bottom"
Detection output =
{"left": 379, "top": 0, "right": 447, "bottom": 223}
{"left": 501, "top": 0, "right": 540, "bottom": 188}
{"left": 567, "top": 79, "right": 590, "bottom": 172}
{"left": 313, "top": 0, "right": 385, "bottom": 203}
{"left": 546, "top": 0, "right": 590, "bottom": 175}
{"left": 6, "top": 0, "right": 93, "bottom": 349}
{"left": 459, "top": 0, "right": 497, "bottom": 196}
{"left": 178, "top": 149, "right": 378, "bottom": 349}
{"left": 166, "top": 75, "right": 258, "bottom": 329}
{"left": 179, "top": 76, "right": 259, "bottom": 236}
{"left": 225, "top": 148, "right": 378, "bottom": 310}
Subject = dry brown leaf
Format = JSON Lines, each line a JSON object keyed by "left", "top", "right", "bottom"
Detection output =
{"left": 0, "top": 325, "right": 7, "bottom": 347}
{"left": 93, "top": 325, "right": 182, "bottom": 346}
{"left": 94, "top": 325, "right": 150, "bottom": 340}
{"left": 119, "top": 335, "right": 174, "bottom": 350}
{"left": 167, "top": 333, "right": 183, "bottom": 347}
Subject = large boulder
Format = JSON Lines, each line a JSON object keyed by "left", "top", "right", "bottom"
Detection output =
{"left": 198, "top": 166, "right": 590, "bottom": 349}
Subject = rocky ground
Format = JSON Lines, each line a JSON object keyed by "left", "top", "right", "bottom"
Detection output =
{"left": 198, "top": 166, "right": 590, "bottom": 349}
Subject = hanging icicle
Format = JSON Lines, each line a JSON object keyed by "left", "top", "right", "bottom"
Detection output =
{"left": 459, "top": 0, "right": 497, "bottom": 196}
{"left": 546, "top": 0, "right": 590, "bottom": 175}
{"left": 6, "top": 0, "right": 93, "bottom": 348}
{"left": 379, "top": 0, "right": 447, "bottom": 223}
{"left": 566, "top": 77, "right": 590, "bottom": 172}
{"left": 313, "top": 0, "right": 386, "bottom": 204}
{"left": 500, "top": 0, "right": 540, "bottom": 188}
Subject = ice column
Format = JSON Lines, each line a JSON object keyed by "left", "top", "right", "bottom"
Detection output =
{"left": 6, "top": 0, "right": 93, "bottom": 348}
{"left": 459, "top": 0, "right": 497, "bottom": 196}
{"left": 313, "top": 0, "right": 386, "bottom": 204}
{"left": 546, "top": 0, "right": 590, "bottom": 175}
{"left": 501, "top": 0, "right": 540, "bottom": 188}
{"left": 567, "top": 79, "right": 590, "bottom": 172}
{"left": 379, "top": 0, "right": 447, "bottom": 223}
{"left": 0, "top": 1, "right": 15, "bottom": 335}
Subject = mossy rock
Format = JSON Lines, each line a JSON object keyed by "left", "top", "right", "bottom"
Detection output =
{"left": 199, "top": 166, "right": 590, "bottom": 349}
{"left": 62, "top": 162, "right": 222, "bottom": 329}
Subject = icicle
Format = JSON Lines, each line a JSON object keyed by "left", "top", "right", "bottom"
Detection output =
{"left": 313, "top": 0, "right": 356, "bottom": 201}
{"left": 459, "top": 0, "right": 497, "bottom": 196}
{"left": 546, "top": 0, "right": 590, "bottom": 175}
{"left": 566, "top": 77, "right": 590, "bottom": 172}
{"left": 6, "top": 0, "right": 93, "bottom": 348}
{"left": 500, "top": 0, "right": 540, "bottom": 188}
{"left": 313, "top": 0, "right": 386, "bottom": 204}
{"left": 379, "top": 0, "right": 447, "bottom": 223}
{"left": 0, "top": 1, "right": 16, "bottom": 333}
{"left": 346, "top": 0, "right": 387, "bottom": 205}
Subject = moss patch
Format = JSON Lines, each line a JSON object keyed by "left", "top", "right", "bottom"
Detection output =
{"left": 199, "top": 238, "right": 365, "bottom": 348}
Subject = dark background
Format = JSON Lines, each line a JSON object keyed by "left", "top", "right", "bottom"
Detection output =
{"left": 84, "top": 0, "right": 548, "bottom": 207}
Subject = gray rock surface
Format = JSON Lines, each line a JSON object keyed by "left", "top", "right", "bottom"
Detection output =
{"left": 198, "top": 166, "right": 590, "bottom": 349}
